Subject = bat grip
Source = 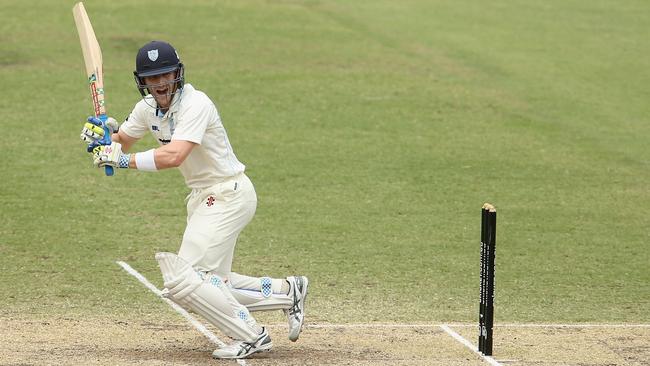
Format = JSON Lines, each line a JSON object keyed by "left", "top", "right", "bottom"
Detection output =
{"left": 97, "top": 114, "right": 114, "bottom": 176}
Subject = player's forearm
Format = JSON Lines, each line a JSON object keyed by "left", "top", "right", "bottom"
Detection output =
{"left": 112, "top": 130, "right": 138, "bottom": 152}
{"left": 128, "top": 140, "right": 195, "bottom": 170}
{"left": 101, "top": 139, "right": 194, "bottom": 171}
{"left": 120, "top": 148, "right": 175, "bottom": 170}
{"left": 151, "top": 145, "right": 186, "bottom": 169}
{"left": 118, "top": 149, "right": 160, "bottom": 170}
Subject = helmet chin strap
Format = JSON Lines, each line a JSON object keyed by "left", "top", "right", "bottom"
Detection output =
{"left": 148, "top": 83, "right": 184, "bottom": 111}
{"left": 152, "top": 89, "right": 174, "bottom": 110}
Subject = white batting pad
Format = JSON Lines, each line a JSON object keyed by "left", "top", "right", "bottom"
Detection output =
{"left": 155, "top": 252, "right": 260, "bottom": 342}
{"left": 229, "top": 272, "right": 293, "bottom": 312}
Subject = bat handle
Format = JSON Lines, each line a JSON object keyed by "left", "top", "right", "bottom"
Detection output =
{"left": 97, "top": 114, "right": 114, "bottom": 176}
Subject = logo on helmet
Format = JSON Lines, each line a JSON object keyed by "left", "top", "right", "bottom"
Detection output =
{"left": 147, "top": 49, "right": 159, "bottom": 61}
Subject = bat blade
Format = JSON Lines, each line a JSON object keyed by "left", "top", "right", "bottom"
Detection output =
{"left": 73, "top": 2, "right": 113, "bottom": 176}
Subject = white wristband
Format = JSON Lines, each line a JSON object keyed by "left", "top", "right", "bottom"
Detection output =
{"left": 135, "top": 149, "right": 158, "bottom": 171}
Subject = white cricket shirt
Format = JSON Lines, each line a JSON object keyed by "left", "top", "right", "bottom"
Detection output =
{"left": 120, "top": 84, "right": 245, "bottom": 189}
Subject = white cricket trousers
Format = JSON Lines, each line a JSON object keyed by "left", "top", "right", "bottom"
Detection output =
{"left": 178, "top": 172, "right": 256, "bottom": 278}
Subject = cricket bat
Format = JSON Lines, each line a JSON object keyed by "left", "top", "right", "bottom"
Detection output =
{"left": 73, "top": 2, "right": 113, "bottom": 176}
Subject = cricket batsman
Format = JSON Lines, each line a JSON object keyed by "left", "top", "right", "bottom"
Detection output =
{"left": 80, "top": 41, "right": 308, "bottom": 359}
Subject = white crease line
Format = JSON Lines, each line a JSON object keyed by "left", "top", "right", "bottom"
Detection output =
{"left": 116, "top": 261, "right": 247, "bottom": 366}
{"left": 440, "top": 325, "right": 503, "bottom": 366}
{"left": 304, "top": 323, "right": 442, "bottom": 328}
{"left": 469, "top": 323, "right": 650, "bottom": 328}
{"left": 300, "top": 323, "right": 650, "bottom": 329}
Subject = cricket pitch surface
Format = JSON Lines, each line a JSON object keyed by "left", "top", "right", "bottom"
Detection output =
{"left": 1, "top": 316, "right": 648, "bottom": 365}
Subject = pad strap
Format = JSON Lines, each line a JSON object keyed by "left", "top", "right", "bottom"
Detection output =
{"left": 228, "top": 273, "right": 293, "bottom": 312}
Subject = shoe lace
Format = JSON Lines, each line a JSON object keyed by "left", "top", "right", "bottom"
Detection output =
{"left": 289, "top": 303, "right": 300, "bottom": 316}
{"left": 238, "top": 342, "right": 254, "bottom": 356}
{"left": 288, "top": 278, "right": 302, "bottom": 317}
{"left": 230, "top": 336, "right": 259, "bottom": 356}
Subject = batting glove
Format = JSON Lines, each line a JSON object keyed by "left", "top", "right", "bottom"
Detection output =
{"left": 92, "top": 142, "right": 130, "bottom": 169}
{"left": 80, "top": 116, "right": 119, "bottom": 144}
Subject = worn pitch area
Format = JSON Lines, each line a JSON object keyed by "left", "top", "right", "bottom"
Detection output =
{"left": 1, "top": 316, "right": 648, "bottom": 365}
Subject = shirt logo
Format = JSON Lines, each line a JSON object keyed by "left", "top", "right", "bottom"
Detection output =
{"left": 152, "top": 125, "right": 159, "bottom": 131}
{"left": 207, "top": 196, "right": 215, "bottom": 207}
{"left": 147, "top": 49, "right": 159, "bottom": 61}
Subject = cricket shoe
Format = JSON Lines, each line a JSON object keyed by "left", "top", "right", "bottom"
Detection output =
{"left": 285, "top": 275, "right": 309, "bottom": 342}
{"left": 212, "top": 327, "right": 272, "bottom": 359}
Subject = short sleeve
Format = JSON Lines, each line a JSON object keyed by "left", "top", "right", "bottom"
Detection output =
{"left": 119, "top": 101, "right": 150, "bottom": 139}
{"left": 171, "top": 98, "right": 214, "bottom": 145}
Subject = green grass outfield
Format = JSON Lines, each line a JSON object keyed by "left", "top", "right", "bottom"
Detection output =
{"left": 1, "top": 0, "right": 648, "bottom": 325}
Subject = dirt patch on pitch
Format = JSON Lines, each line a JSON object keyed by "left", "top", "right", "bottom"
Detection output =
{"left": 1, "top": 316, "right": 648, "bottom": 365}
{"left": 0, "top": 316, "right": 478, "bottom": 366}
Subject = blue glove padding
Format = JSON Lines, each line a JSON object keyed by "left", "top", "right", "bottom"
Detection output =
{"left": 80, "top": 116, "right": 119, "bottom": 146}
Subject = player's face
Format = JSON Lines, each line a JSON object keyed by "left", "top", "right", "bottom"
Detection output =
{"left": 143, "top": 71, "right": 177, "bottom": 109}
